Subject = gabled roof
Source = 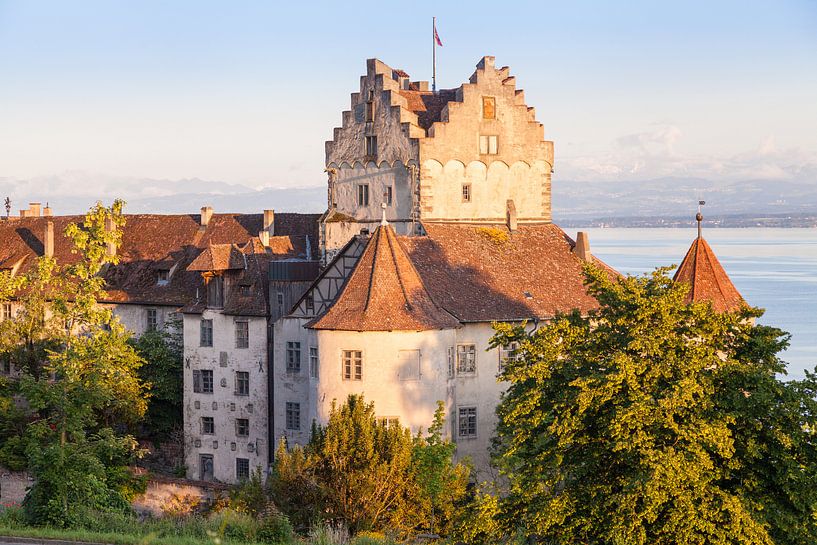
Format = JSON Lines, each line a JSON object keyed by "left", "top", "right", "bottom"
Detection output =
{"left": 187, "top": 243, "right": 245, "bottom": 272}
{"left": 673, "top": 236, "right": 744, "bottom": 313}
{"left": 309, "top": 224, "right": 459, "bottom": 331}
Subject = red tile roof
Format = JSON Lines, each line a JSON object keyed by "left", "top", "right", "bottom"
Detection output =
{"left": 0, "top": 212, "right": 319, "bottom": 308}
{"left": 187, "top": 243, "right": 246, "bottom": 271}
{"left": 673, "top": 236, "right": 744, "bottom": 312}
{"left": 398, "top": 89, "right": 457, "bottom": 130}
{"left": 402, "top": 223, "right": 616, "bottom": 322}
{"left": 309, "top": 224, "right": 459, "bottom": 331}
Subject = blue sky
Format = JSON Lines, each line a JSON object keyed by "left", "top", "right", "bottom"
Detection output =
{"left": 1, "top": 0, "right": 816, "bottom": 196}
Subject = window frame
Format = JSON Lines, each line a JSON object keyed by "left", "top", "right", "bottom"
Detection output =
{"left": 456, "top": 344, "right": 477, "bottom": 375}
{"left": 234, "top": 320, "right": 249, "bottom": 349}
{"left": 385, "top": 185, "right": 393, "bottom": 206}
{"left": 342, "top": 350, "right": 363, "bottom": 381}
{"left": 498, "top": 341, "right": 521, "bottom": 373}
{"left": 206, "top": 275, "right": 224, "bottom": 309}
{"left": 193, "top": 369, "right": 214, "bottom": 394}
{"left": 157, "top": 269, "right": 170, "bottom": 285}
{"left": 462, "top": 183, "right": 472, "bottom": 203}
{"left": 1, "top": 303, "right": 11, "bottom": 321}
{"left": 235, "top": 417, "right": 249, "bottom": 437}
{"left": 365, "top": 135, "right": 377, "bottom": 158}
{"left": 458, "top": 406, "right": 478, "bottom": 439}
{"left": 236, "top": 457, "right": 250, "bottom": 481}
{"left": 201, "top": 416, "right": 215, "bottom": 435}
{"left": 200, "top": 454, "right": 214, "bottom": 481}
{"left": 286, "top": 341, "right": 302, "bottom": 374}
{"left": 479, "top": 134, "right": 498, "bottom": 155}
{"left": 235, "top": 371, "right": 249, "bottom": 396}
{"left": 357, "top": 183, "right": 370, "bottom": 207}
{"left": 200, "top": 319, "right": 213, "bottom": 347}
{"left": 285, "top": 401, "right": 301, "bottom": 430}
{"left": 146, "top": 308, "right": 158, "bottom": 332}
{"left": 309, "top": 346, "right": 319, "bottom": 379}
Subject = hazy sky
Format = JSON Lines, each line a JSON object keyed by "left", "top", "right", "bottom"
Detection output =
{"left": 1, "top": 0, "right": 816, "bottom": 191}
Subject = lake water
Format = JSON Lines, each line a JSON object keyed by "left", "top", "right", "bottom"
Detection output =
{"left": 579, "top": 228, "right": 817, "bottom": 379}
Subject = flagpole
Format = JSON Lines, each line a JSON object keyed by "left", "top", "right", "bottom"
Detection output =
{"left": 432, "top": 16, "right": 437, "bottom": 93}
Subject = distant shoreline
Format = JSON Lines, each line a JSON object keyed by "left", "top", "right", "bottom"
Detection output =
{"left": 556, "top": 213, "right": 817, "bottom": 229}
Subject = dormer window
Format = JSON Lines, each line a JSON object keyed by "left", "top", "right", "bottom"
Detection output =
{"left": 206, "top": 275, "right": 224, "bottom": 309}
{"left": 157, "top": 269, "right": 169, "bottom": 285}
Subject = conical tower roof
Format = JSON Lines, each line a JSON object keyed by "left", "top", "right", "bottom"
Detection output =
{"left": 309, "top": 224, "right": 459, "bottom": 331}
{"left": 673, "top": 232, "right": 744, "bottom": 313}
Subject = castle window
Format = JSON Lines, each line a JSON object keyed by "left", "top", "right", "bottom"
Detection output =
{"left": 357, "top": 184, "right": 370, "bottom": 207}
{"left": 200, "top": 319, "right": 213, "bottom": 347}
{"left": 482, "top": 96, "right": 496, "bottom": 119}
{"left": 277, "top": 291, "right": 285, "bottom": 316}
{"left": 286, "top": 342, "right": 301, "bottom": 373}
{"left": 235, "top": 320, "right": 249, "bottom": 349}
{"left": 200, "top": 455, "right": 214, "bottom": 481}
{"left": 480, "top": 135, "right": 498, "bottom": 155}
{"left": 365, "top": 135, "right": 377, "bottom": 158}
{"left": 236, "top": 458, "right": 250, "bottom": 481}
{"left": 365, "top": 91, "right": 375, "bottom": 122}
{"left": 235, "top": 371, "right": 249, "bottom": 396}
{"left": 157, "top": 269, "right": 169, "bottom": 285}
{"left": 146, "top": 308, "right": 158, "bottom": 332}
{"left": 193, "top": 369, "right": 214, "bottom": 394}
{"left": 447, "top": 347, "right": 455, "bottom": 378}
{"left": 235, "top": 418, "right": 249, "bottom": 437}
{"left": 305, "top": 293, "right": 315, "bottom": 314}
{"left": 456, "top": 344, "right": 476, "bottom": 375}
{"left": 1, "top": 303, "right": 11, "bottom": 321}
{"left": 385, "top": 185, "right": 393, "bottom": 206}
{"left": 309, "top": 347, "right": 319, "bottom": 378}
{"left": 201, "top": 416, "right": 215, "bottom": 435}
{"left": 286, "top": 402, "right": 301, "bottom": 430}
{"left": 462, "top": 184, "right": 472, "bottom": 203}
{"left": 458, "top": 407, "right": 478, "bottom": 438}
{"left": 499, "top": 341, "right": 521, "bottom": 373}
{"left": 342, "top": 350, "right": 363, "bottom": 380}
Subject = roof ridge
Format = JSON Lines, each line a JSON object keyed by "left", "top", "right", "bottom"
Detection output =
{"left": 384, "top": 227, "right": 413, "bottom": 310}
{"left": 362, "top": 227, "right": 382, "bottom": 313}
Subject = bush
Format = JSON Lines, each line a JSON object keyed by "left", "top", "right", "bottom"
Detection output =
{"left": 0, "top": 504, "right": 25, "bottom": 527}
{"left": 208, "top": 508, "right": 259, "bottom": 542}
{"left": 351, "top": 530, "right": 395, "bottom": 545}
{"left": 257, "top": 513, "right": 294, "bottom": 544}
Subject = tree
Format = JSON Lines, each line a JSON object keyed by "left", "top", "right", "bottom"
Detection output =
{"left": 715, "top": 324, "right": 817, "bottom": 545}
{"left": 271, "top": 395, "right": 469, "bottom": 537}
{"left": 411, "top": 401, "right": 470, "bottom": 535}
{"left": 130, "top": 321, "right": 183, "bottom": 441}
{"left": 0, "top": 201, "right": 150, "bottom": 526}
{"left": 490, "top": 265, "right": 781, "bottom": 545}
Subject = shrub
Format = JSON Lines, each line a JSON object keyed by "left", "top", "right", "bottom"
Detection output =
{"left": 208, "top": 508, "right": 259, "bottom": 542}
{"left": 257, "top": 512, "right": 294, "bottom": 544}
{"left": 0, "top": 504, "right": 25, "bottom": 527}
{"left": 309, "top": 522, "right": 349, "bottom": 545}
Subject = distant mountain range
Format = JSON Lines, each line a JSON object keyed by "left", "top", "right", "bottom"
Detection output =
{"left": 2, "top": 173, "right": 815, "bottom": 226}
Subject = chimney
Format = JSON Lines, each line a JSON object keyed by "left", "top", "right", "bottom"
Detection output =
{"left": 263, "top": 209, "right": 275, "bottom": 235}
{"left": 506, "top": 200, "right": 518, "bottom": 232}
{"left": 258, "top": 230, "right": 270, "bottom": 248}
{"left": 200, "top": 206, "right": 213, "bottom": 227}
{"left": 44, "top": 221, "right": 54, "bottom": 258}
{"left": 105, "top": 217, "right": 116, "bottom": 258}
{"left": 573, "top": 232, "right": 591, "bottom": 262}
{"left": 29, "top": 203, "right": 41, "bottom": 217}
{"left": 43, "top": 203, "right": 53, "bottom": 217}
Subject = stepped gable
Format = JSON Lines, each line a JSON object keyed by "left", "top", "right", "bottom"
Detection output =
{"left": 673, "top": 236, "right": 744, "bottom": 312}
{"left": 397, "top": 88, "right": 458, "bottom": 130}
{"left": 400, "top": 223, "right": 617, "bottom": 322}
{"left": 0, "top": 212, "right": 320, "bottom": 307}
{"left": 308, "top": 224, "right": 459, "bottom": 331}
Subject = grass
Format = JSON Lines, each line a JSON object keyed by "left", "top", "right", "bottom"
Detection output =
{"left": 0, "top": 524, "right": 240, "bottom": 545}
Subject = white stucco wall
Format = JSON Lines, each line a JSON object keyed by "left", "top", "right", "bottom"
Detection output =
{"left": 109, "top": 303, "right": 180, "bottom": 337}
{"left": 183, "top": 310, "right": 268, "bottom": 484}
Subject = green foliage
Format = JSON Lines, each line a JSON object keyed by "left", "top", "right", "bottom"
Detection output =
{"left": 271, "top": 395, "right": 467, "bottom": 538}
{"left": 489, "top": 264, "right": 790, "bottom": 545}
{"left": 0, "top": 200, "right": 150, "bottom": 527}
{"left": 230, "top": 468, "right": 270, "bottom": 518}
{"left": 131, "top": 321, "right": 183, "bottom": 440}
{"left": 411, "top": 401, "right": 470, "bottom": 534}
{"left": 0, "top": 377, "right": 28, "bottom": 470}
{"left": 257, "top": 512, "right": 295, "bottom": 544}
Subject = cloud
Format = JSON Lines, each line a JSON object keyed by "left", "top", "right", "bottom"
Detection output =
{"left": 559, "top": 125, "right": 817, "bottom": 183}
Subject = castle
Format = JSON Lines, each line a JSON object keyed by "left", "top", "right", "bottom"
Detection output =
{"left": 0, "top": 57, "right": 745, "bottom": 483}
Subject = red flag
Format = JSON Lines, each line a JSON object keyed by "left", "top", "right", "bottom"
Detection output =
{"left": 434, "top": 23, "right": 443, "bottom": 47}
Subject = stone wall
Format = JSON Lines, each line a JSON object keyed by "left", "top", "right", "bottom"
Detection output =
{"left": 132, "top": 475, "right": 229, "bottom": 517}
{"left": 0, "top": 467, "right": 32, "bottom": 506}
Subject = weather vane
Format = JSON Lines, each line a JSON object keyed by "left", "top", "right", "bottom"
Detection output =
{"left": 4, "top": 197, "right": 10, "bottom": 220}
{"left": 696, "top": 200, "right": 705, "bottom": 239}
